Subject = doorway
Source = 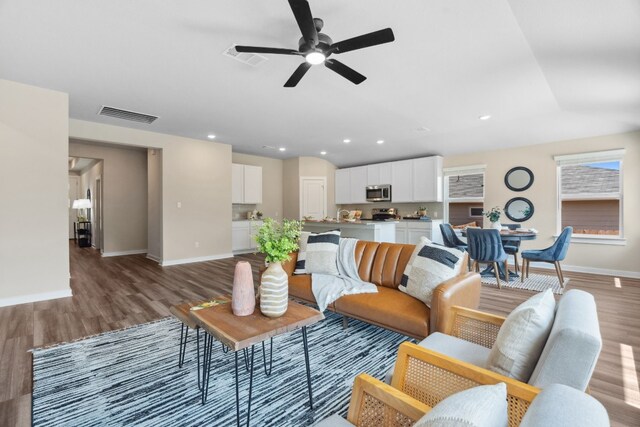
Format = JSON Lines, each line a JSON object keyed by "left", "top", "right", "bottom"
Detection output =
{"left": 94, "top": 176, "right": 103, "bottom": 250}
{"left": 300, "top": 177, "right": 327, "bottom": 220}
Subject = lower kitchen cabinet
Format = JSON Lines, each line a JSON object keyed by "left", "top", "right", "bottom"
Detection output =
{"left": 232, "top": 220, "right": 263, "bottom": 253}
{"left": 395, "top": 220, "right": 443, "bottom": 245}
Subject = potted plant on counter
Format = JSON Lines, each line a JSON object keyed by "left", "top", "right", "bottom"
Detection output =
{"left": 254, "top": 218, "right": 302, "bottom": 317}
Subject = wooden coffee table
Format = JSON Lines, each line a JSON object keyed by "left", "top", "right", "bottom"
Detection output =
{"left": 189, "top": 297, "right": 324, "bottom": 427}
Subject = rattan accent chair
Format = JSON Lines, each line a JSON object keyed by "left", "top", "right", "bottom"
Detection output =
{"left": 391, "top": 342, "right": 539, "bottom": 427}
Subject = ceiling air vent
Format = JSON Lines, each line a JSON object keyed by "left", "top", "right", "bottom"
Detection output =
{"left": 98, "top": 106, "right": 159, "bottom": 124}
{"left": 223, "top": 44, "right": 268, "bottom": 67}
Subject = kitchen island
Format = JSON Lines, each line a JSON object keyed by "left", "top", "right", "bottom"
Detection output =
{"left": 303, "top": 220, "right": 397, "bottom": 243}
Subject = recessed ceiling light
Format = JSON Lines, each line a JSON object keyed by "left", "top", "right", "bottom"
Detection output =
{"left": 207, "top": 134, "right": 216, "bottom": 139}
{"left": 320, "top": 151, "right": 327, "bottom": 155}
{"left": 279, "top": 147, "right": 286, "bottom": 152}
{"left": 376, "top": 140, "right": 384, "bottom": 144}
{"left": 478, "top": 115, "right": 492, "bottom": 121}
{"left": 343, "top": 139, "right": 351, "bottom": 143}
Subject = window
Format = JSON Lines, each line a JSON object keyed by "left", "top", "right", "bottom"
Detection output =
{"left": 444, "top": 165, "right": 485, "bottom": 227}
{"left": 555, "top": 150, "right": 624, "bottom": 242}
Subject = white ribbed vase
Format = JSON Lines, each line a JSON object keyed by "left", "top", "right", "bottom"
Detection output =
{"left": 260, "top": 261, "right": 288, "bottom": 318}
{"left": 491, "top": 221, "right": 502, "bottom": 230}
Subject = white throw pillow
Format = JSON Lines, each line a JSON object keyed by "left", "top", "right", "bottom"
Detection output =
{"left": 415, "top": 383, "right": 508, "bottom": 427}
{"left": 304, "top": 230, "right": 341, "bottom": 275}
{"left": 293, "top": 231, "right": 311, "bottom": 275}
{"left": 398, "top": 237, "right": 464, "bottom": 307}
{"left": 486, "top": 289, "right": 556, "bottom": 382}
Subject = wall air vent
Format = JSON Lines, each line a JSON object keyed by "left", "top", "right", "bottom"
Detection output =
{"left": 98, "top": 106, "right": 159, "bottom": 124}
{"left": 223, "top": 44, "right": 268, "bottom": 67}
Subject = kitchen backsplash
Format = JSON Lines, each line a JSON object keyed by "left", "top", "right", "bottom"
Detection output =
{"left": 338, "top": 202, "right": 444, "bottom": 219}
{"left": 232, "top": 204, "right": 257, "bottom": 220}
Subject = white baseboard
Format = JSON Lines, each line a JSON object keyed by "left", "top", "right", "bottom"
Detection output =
{"left": 0, "top": 288, "right": 73, "bottom": 308}
{"left": 232, "top": 249, "right": 257, "bottom": 255}
{"left": 102, "top": 249, "right": 148, "bottom": 257}
{"left": 146, "top": 253, "right": 162, "bottom": 263}
{"left": 529, "top": 261, "right": 640, "bottom": 279}
{"left": 161, "top": 253, "right": 235, "bottom": 267}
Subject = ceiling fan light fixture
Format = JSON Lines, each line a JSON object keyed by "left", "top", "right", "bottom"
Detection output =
{"left": 305, "top": 51, "right": 326, "bottom": 65}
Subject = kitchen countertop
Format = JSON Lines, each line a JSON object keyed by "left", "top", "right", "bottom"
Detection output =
{"left": 304, "top": 220, "right": 398, "bottom": 226}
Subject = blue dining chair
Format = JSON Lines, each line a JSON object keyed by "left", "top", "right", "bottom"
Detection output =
{"left": 521, "top": 227, "right": 573, "bottom": 287}
{"left": 502, "top": 223, "right": 521, "bottom": 274}
{"left": 466, "top": 228, "right": 509, "bottom": 288}
{"left": 440, "top": 223, "right": 468, "bottom": 252}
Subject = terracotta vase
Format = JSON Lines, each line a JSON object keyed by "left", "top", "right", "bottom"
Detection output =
{"left": 260, "top": 261, "right": 288, "bottom": 318}
{"left": 232, "top": 261, "right": 255, "bottom": 316}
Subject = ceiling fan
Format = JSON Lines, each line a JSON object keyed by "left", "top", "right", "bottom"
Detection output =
{"left": 234, "top": 0, "right": 395, "bottom": 87}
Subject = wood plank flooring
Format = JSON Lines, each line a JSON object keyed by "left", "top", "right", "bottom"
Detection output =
{"left": 0, "top": 242, "right": 638, "bottom": 426}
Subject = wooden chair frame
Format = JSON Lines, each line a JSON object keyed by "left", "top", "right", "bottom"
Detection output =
{"left": 346, "top": 373, "right": 430, "bottom": 426}
{"left": 390, "top": 340, "right": 540, "bottom": 427}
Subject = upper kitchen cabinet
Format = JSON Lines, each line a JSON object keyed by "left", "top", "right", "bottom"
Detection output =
{"left": 391, "top": 159, "right": 414, "bottom": 203}
{"left": 412, "top": 156, "right": 443, "bottom": 202}
{"left": 350, "top": 166, "right": 369, "bottom": 204}
{"left": 335, "top": 168, "right": 351, "bottom": 205}
{"left": 232, "top": 163, "right": 262, "bottom": 204}
{"left": 366, "top": 162, "right": 392, "bottom": 186}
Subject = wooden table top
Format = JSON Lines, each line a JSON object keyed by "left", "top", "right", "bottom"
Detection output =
{"left": 189, "top": 297, "right": 324, "bottom": 351}
{"left": 169, "top": 295, "right": 232, "bottom": 329}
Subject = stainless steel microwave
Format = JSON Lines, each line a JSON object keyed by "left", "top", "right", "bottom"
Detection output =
{"left": 366, "top": 185, "right": 392, "bottom": 202}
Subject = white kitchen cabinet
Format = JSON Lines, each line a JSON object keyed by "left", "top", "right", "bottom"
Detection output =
{"left": 232, "top": 164, "right": 244, "bottom": 204}
{"left": 367, "top": 163, "right": 392, "bottom": 186}
{"left": 232, "top": 164, "right": 262, "bottom": 204}
{"left": 391, "top": 160, "right": 414, "bottom": 203}
{"left": 335, "top": 169, "right": 351, "bottom": 205}
{"left": 395, "top": 220, "right": 443, "bottom": 244}
{"left": 350, "top": 166, "right": 369, "bottom": 204}
{"left": 232, "top": 220, "right": 263, "bottom": 253}
{"left": 395, "top": 226, "right": 407, "bottom": 245}
{"left": 412, "top": 156, "right": 443, "bottom": 202}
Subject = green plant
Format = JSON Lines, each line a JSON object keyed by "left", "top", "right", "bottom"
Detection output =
{"left": 254, "top": 218, "right": 302, "bottom": 263}
{"left": 483, "top": 206, "right": 502, "bottom": 223}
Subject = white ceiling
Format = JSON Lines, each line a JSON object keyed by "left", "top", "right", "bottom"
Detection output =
{"left": 1, "top": 0, "right": 639, "bottom": 167}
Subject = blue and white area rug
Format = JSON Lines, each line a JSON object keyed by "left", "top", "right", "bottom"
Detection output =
{"left": 481, "top": 272, "right": 567, "bottom": 295}
{"left": 32, "top": 311, "right": 410, "bottom": 426}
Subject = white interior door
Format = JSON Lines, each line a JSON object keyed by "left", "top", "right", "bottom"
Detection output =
{"left": 300, "top": 177, "right": 327, "bottom": 220}
{"left": 68, "top": 176, "right": 80, "bottom": 238}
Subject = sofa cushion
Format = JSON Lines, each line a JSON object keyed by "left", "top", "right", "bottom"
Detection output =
{"left": 288, "top": 273, "right": 315, "bottom": 304}
{"left": 414, "top": 383, "right": 508, "bottom": 427}
{"left": 335, "top": 286, "right": 430, "bottom": 339}
{"left": 293, "top": 231, "right": 311, "bottom": 275}
{"left": 399, "top": 237, "right": 464, "bottom": 307}
{"left": 520, "top": 384, "right": 609, "bottom": 427}
{"left": 486, "top": 289, "right": 556, "bottom": 382}
{"left": 305, "top": 230, "right": 341, "bottom": 275}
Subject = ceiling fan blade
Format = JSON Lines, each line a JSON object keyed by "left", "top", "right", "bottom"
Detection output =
{"left": 284, "top": 62, "right": 312, "bottom": 87}
{"left": 234, "top": 45, "right": 301, "bottom": 56}
{"left": 325, "top": 59, "right": 366, "bottom": 85}
{"left": 288, "top": 0, "right": 318, "bottom": 46}
{"left": 329, "top": 28, "right": 395, "bottom": 54}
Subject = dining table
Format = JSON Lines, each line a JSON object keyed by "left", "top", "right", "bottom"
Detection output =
{"left": 461, "top": 228, "right": 538, "bottom": 281}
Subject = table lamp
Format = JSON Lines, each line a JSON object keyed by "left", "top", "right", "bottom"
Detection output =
{"left": 72, "top": 198, "right": 92, "bottom": 221}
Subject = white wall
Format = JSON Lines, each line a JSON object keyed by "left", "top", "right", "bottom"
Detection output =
{"left": 69, "top": 140, "right": 148, "bottom": 255}
{"left": 0, "top": 79, "right": 70, "bottom": 305}
{"left": 445, "top": 131, "right": 640, "bottom": 277}
{"left": 283, "top": 156, "right": 337, "bottom": 220}
{"left": 69, "top": 119, "right": 232, "bottom": 265}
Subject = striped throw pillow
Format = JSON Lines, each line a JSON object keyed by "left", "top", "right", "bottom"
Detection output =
{"left": 304, "top": 229, "right": 341, "bottom": 276}
{"left": 293, "top": 232, "right": 311, "bottom": 275}
{"left": 399, "top": 237, "right": 463, "bottom": 307}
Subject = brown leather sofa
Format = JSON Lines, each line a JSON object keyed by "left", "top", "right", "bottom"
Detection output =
{"left": 283, "top": 240, "right": 481, "bottom": 340}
